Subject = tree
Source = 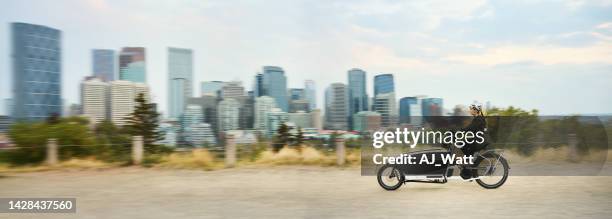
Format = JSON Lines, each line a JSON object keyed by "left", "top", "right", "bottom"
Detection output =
{"left": 275, "top": 122, "right": 292, "bottom": 145}
{"left": 124, "top": 93, "right": 163, "bottom": 152}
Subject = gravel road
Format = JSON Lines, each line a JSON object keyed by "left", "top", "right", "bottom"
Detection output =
{"left": 1, "top": 166, "right": 611, "bottom": 218}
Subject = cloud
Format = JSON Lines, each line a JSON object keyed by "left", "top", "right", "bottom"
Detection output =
{"left": 444, "top": 42, "right": 612, "bottom": 65}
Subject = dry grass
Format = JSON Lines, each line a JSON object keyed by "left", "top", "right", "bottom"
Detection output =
{"left": 0, "top": 158, "right": 117, "bottom": 173}
{"left": 255, "top": 146, "right": 360, "bottom": 166}
{"left": 155, "top": 149, "right": 220, "bottom": 170}
{"left": 504, "top": 147, "right": 611, "bottom": 164}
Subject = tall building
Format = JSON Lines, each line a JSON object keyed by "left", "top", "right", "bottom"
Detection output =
{"left": 304, "top": 80, "right": 317, "bottom": 110}
{"left": 221, "top": 81, "right": 245, "bottom": 99}
{"left": 353, "top": 111, "right": 381, "bottom": 133}
{"left": 11, "top": 23, "right": 62, "bottom": 121}
{"left": 422, "top": 98, "right": 444, "bottom": 117}
{"left": 217, "top": 98, "right": 240, "bottom": 132}
{"left": 348, "top": 68, "right": 368, "bottom": 129}
{"left": 253, "top": 73, "right": 264, "bottom": 97}
{"left": 119, "top": 47, "right": 146, "bottom": 83}
{"left": 266, "top": 108, "right": 288, "bottom": 137}
{"left": 325, "top": 83, "right": 349, "bottom": 130}
{"left": 201, "top": 81, "right": 224, "bottom": 96}
{"left": 399, "top": 97, "right": 417, "bottom": 125}
{"left": 373, "top": 92, "right": 398, "bottom": 127}
{"left": 235, "top": 96, "right": 254, "bottom": 130}
{"left": 262, "top": 66, "right": 288, "bottom": 112}
{"left": 92, "top": 49, "right": 115, "bottom": 81}
{"left": 254, "top": 96, "right": 277, "bottom": 131}
{"left": 110, "top": 80, "right": 149, "bottom": 126}
{"left": 4, "top": 98, "right": 13, "bottom": 117}
{"left": 81, "top": 78, "right": 109, "bottom": 124}
{"left": 374, "top": 74, "right": 394, "bottom": 96}
{"left": 167, "top": 47, "right": 193, "bottom": 119}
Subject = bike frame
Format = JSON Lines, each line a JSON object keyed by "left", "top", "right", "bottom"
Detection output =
{"left": 401, "top": 148, "right": 506, "bottom": 184}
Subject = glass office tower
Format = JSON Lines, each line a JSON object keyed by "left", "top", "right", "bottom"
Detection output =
{"left": 262, "top": 66, "right": 288, "bottom": 112}
{"left": 167, "top": 47, "right": 194, "bottom": 119}
{"left": 11, "top": 22, "right": 62, "bottom": 121}
{"left": 348, "top": 68, "right": 368, "bottom": 129}
{"left": 92, "top": 49, "right": 115, "bottom": 81}
{"left": 119, "top": 47, "right": 146, "bottom": 83}
{"left": 374, "top": 74, "right": 395, "bottom": 96}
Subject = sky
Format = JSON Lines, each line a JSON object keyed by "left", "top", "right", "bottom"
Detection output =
{"left": 0, "top": 0, "right": 611, "bottom": 116}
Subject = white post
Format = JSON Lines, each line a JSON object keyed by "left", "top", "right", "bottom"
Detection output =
{"left": 336, "top": 137, "right": 346, "bottom": 166}
{"left": 132, "top": 136, "right": 143, "bottom": 165}
{"left": 225, "top": 134, "right": 236, "bottom": 168}
{"left": 46, "top": 138, "right": 58, "bottom": 166}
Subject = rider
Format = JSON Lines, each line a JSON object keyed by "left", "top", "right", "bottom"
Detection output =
{"left": 461, "top": 104, "right": 488, "bottom": 156}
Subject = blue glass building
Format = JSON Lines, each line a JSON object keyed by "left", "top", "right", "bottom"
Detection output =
{"left": 262, "top": 66, "right": 288, "bottom": 112}
{"left": 374, "top": 74, "right": 395, "bottom": 96}
{"left": 422, "top": 98, "right": 444, "bottom": 117}
{"left": 92, "top": 49, "right": 115, "bottom": 81}
{"left": 399, "top": 97, "right": 417, "bottom": 124}
{"left": 167, "top": 47, "right": 194, "bottom": 119}
{"left": 348, "top": 68, "right": 368, "bottom": 128}
{"left": 11, "top": 22, "right": 62, "bottom": 121}
{"left": 119, "top": 47, "right": 146, "bottom": 83}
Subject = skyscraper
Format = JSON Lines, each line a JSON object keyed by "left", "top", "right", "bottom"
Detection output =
{"left": 324, "top": 83, "right": 349, "bottom": 130}
{"left": 81, "top": 78, "right": 109, "bottom": 124}
{"left": 110, "top": 80, "right": 149, "bottom": 126}
{"left": 11, "top": 22, "right": 62, "bottom": 121}
{"left": 119, "top": 47, "right": 146, "bottom": 83}
{"left": 254, "top": 96, "right": 277, "bottom": 131}
{"left": 253, "top": 73, "right": 264, "bottom": 97}
{"left": 374, "top": 74, "right": 395, "bottom": 96}
{"left": 217, "top": 98, "right": 240, "bottom": 132}
{"left": 348, "top": 68, "right": 368, "bottom": 129}
{"left": 422, "top": 98, "right": 444, "bottom": 117}
{"left": 304, "top": 80, "right": 317, "bottom": 110}
{"left": 373, "top": 92, "right": 398, "bottom": 127}
{"left": 167, "top": 47, "right": 193, "bottom": 119}
{"left": 262, "top": 66, "right": 288, "bottom": 112}
{"left": 399, "top": 97, "right": 418, "bottom": 125}
{"left": 92, "top": 49, "right": 115, "bottom": 81}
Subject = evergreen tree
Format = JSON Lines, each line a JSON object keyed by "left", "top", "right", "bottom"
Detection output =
{"left": 275, "top": 122, "right": 291, "bottom": 146}
{"left": 124, "top": 93, "right": 162, "bottom": 150}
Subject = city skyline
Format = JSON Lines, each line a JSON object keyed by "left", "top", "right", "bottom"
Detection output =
{"left": 1, "top": 1, "right": 612, "bottom": 116}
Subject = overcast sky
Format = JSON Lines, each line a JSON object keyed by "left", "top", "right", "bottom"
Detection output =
{"left": 1, "top": 0, "right": 611, "bottom": 116}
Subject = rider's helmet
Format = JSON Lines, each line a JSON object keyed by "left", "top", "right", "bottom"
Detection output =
{"left": 469, "top": 104, "right": 483, "bottom": 116}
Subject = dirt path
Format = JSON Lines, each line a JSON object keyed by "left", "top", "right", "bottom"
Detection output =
{"left": 1, "top": 167, "right": 611, "bottom": 218}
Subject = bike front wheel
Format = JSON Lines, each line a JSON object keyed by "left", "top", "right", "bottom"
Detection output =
{"left": 473, "top": 153, "right": 509, "bottom": 189}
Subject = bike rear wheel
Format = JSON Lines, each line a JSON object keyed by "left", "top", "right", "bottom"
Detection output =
{"left": 474, "top": 153, "right": 509, "bottom": 189}
{"left": 377, "top": 165, "right": 404, "bottom": 190}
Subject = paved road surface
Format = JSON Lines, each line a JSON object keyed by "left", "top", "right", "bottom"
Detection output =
{"left": 1, "top": 167, "right": 611, "bottom": 218}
